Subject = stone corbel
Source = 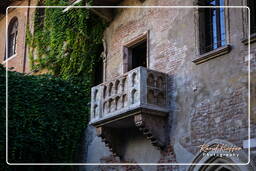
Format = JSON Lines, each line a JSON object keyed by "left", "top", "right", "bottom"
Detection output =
{"left": 134, "top": 114, "right": 167, "bottom": 150}
{"left": 96, "top": 112, "right": 168, "bottom": 158}
{"left": 96, "top": 127, "right": 123, "bottom": 157}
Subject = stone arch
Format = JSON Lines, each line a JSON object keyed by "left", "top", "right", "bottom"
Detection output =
{"left": 108, "top": 98, "right": 114, "bottom": 112}
{"left": 93, "top": 89, "right": 98, "bottom": 101}
{"left": 187, "top": 139, "right": 255, "bottom": 171}
{"left": 132, "top": 72, "right": 137, "bottom": 87}
{"left": 122, "top": 94, "right": 128, "bottom": 107}
{"left": 147, "top": 73, "right": 155, "bottom": 87}
{"left": 131, "top": 89, "right": 138, "bottom": 104}
{"left": 7, "top": 17, "right": 18, "bottom": 58}
{"left": 115, "top": 96, "right": 121, "bottom": 110}
{"left": 156, "top": 76, "right": 164, "bottom": 89}
{"left": 147, "top": 89, "right": 155, "bottom": 104}
{"left": 156, "top": 92, "right": 165, "bottom": 106}
{"left": 103, "top": 101, "right": 108, "bottom": 114}
{"left": 93, "top": 104, "right": 98, "bottom": 118}
{"left": 108, "top": 82, "right": 113, "bottom": 97}
{"left": 115, "top": 80, "right": 120, "bottom": 94}
{"left": 122, "top": 77, "right": 127, "bottom": 91}
{"left": 103, "top": 85, "right": 107, "bottom": 98}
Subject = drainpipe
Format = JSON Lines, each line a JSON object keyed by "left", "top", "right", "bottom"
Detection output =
{"left": 23, "top": 0, "right": 31, "bottom": 73}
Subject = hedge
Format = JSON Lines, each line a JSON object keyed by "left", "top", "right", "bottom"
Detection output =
{"left": 0, "top": 64, "right": 90, "bottom": 170}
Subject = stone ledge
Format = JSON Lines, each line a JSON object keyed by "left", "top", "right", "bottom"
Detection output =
{"left": 192, "top": 45, "right": 231, "bottom": 65}
{"left": 242, "top": 33, "right": 256, "bottom": 45}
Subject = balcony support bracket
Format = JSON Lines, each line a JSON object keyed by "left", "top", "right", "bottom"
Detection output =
{"left": 96, "top": 126, "right": 123, "bottom": 158}
{"left": 134, "top": 114, "right": 167, "bottom": 150}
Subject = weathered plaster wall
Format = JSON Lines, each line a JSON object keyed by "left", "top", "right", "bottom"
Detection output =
{"left": 0, "top": 0, "right": 37, "bottom": 73}
{"left": 84, "top": 0, "right": 256, "bottom": 170}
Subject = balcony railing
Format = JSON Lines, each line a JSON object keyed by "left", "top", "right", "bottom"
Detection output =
{"left": 90, "top": 66, "right": 169, "bottom": 125}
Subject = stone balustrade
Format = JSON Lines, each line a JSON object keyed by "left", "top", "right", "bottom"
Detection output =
{"left": 90, "top": 66, "right": 169, "bottom": 125}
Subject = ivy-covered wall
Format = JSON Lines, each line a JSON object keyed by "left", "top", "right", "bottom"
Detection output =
{"left": 27, "top": 0, "right": 106, "bottom": 84}
{"left": 1, "top": 0, "right": 106, "bottom": 170}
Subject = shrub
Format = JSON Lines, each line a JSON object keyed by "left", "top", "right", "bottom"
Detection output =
{"left": 0, "top": 64, "right": 89, "bottom": 170}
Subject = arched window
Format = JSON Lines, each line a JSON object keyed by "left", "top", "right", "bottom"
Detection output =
{"left": 7, "top": 17, "right": 18, "bottom": 58}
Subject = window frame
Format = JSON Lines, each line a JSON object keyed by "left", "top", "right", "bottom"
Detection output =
{"left": 122, "top": 31, "right": 149, "bottom": 73}
{"left": 4, "top": 16, "right": 19, "bottom": 61}
{"left": 198, "top": 0, "right": 228, "bottom": 54}
{"left": 247, "top": 0, "right": 256, "bottom": 34}
{"left": 241, "top": 0, "right": 256, "bottom": 45}
{"left": 193, "top": 0, "right": 231, "bottom": 64}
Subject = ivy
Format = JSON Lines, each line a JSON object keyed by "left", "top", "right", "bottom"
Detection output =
{"left": 27, "top": 0, "right": 106, "bottom": 84}
{"left": 1, "top": 0, "right": 107, "bottom": 170}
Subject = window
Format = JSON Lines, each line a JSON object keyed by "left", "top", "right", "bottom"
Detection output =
{"left": 35, "top": 0, "right": 45, "bottom": 30}
{"left": 248, "top": 0, "right": 256, "bottom": 34}
{"left": 131, "top": 40, "right": 147, "bottom": 69}
{"left": 93, "top": 44, "right": 104, "bottom": 86}
{"left": 6, "top": 17, "right": 18, "bottom": 59}
{"left": 123, "top": 34, "right": 147, "bottom": 72}
{"left": 199, "top": 0, "right": 226, "bottom": 54}
{"left": 93, "top": 56, "right": 103, "bottom": 86}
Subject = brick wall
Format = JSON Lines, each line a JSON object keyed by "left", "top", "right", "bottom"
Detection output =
{"left": 93, "top": 0, "right": 256, "bottom": 169}
{"left": 0, "top": 0, "right": 37, "bottom": 73}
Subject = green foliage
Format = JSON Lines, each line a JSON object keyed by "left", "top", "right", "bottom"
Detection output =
{"left": 1, "top": 1, "right": 106, "bottom": 169}
{"left": 27, "top": 0, "right": 106, "bottom": 83}
{"left": 0, "top": 64, "right": 89, "bottom": 170}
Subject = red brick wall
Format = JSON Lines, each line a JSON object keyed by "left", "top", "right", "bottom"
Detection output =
{"left": 0, "top": 0, "right": 37, "bottom": 73}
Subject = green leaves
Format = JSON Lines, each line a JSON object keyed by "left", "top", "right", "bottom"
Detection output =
{"left": 27, "top": 0, "right": 106, "bottom": 84}
{"left": 0, "top": 64, "right": 89, "bottom": 170}
{"left": 1, "top": 1, "right": 107, "bottom": 169}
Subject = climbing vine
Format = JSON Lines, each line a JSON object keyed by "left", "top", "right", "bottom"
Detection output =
{"left": 0, "top": 0, "right": 107, "bottom": 170}
{"left": 27, "top": 0, "right": 106, "bottom": 84}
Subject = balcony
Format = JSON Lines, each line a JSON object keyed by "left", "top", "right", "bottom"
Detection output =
{"left": 90, "top": 67, "right": 169, "bottom": 156}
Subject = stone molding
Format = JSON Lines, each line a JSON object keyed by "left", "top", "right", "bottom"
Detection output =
{"left": 192, "top": 44, "right": 231, "bottom": 65}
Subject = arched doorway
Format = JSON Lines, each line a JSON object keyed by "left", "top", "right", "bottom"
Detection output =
{"left": 187, "top": 139, "right": 255, "bottom": 171}
{"left": 198, "top": 157, "right": 240, "bottom": 171}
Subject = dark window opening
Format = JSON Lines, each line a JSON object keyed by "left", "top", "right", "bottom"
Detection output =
{"left": 199, "top": 0, "right": 226, "bottom": 54}
{"left": 248, "top": 0, "right": 256, "bottom": 34}
{"left": 35, "top": 1, "right": 45, "bottom": 30}
{"left": 6, "top": 17, "right": 18, "bottom": 59}
{"left": 93, "top": 58, "right": 103, "bottom": 86}
{"left": 123, "top": 38, "right": 147, "bottom": 72}
{"left": 93, "top": 45, "right": 104, "bottom": 86}
{"left": 131, "top": 40, "right": 147, "bottom": 69}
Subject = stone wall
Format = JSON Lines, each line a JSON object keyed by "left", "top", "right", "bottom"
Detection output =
{"left": 84, "top": 0, "right": 256, "bottom": 170}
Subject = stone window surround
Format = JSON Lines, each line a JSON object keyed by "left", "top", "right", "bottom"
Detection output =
{"left": 192, "top": 44, "right": 231, "bottom": 65}
{"left": 122, "top": 31, "right": 149, "bottom": 73}
{"left": 193, "top": 0, "right": 231, "bottom": 65}
{"left": 3, "top": 16, "right": 19, "bottom": 62}
{"left": 242, "top": 33, "right": 256, "bottom": 45}
{"left": 3, "top": 53, "right": 17, "bottom": 63}
{"left": 241, "top": 0, "right": 256, "bottom": 45}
